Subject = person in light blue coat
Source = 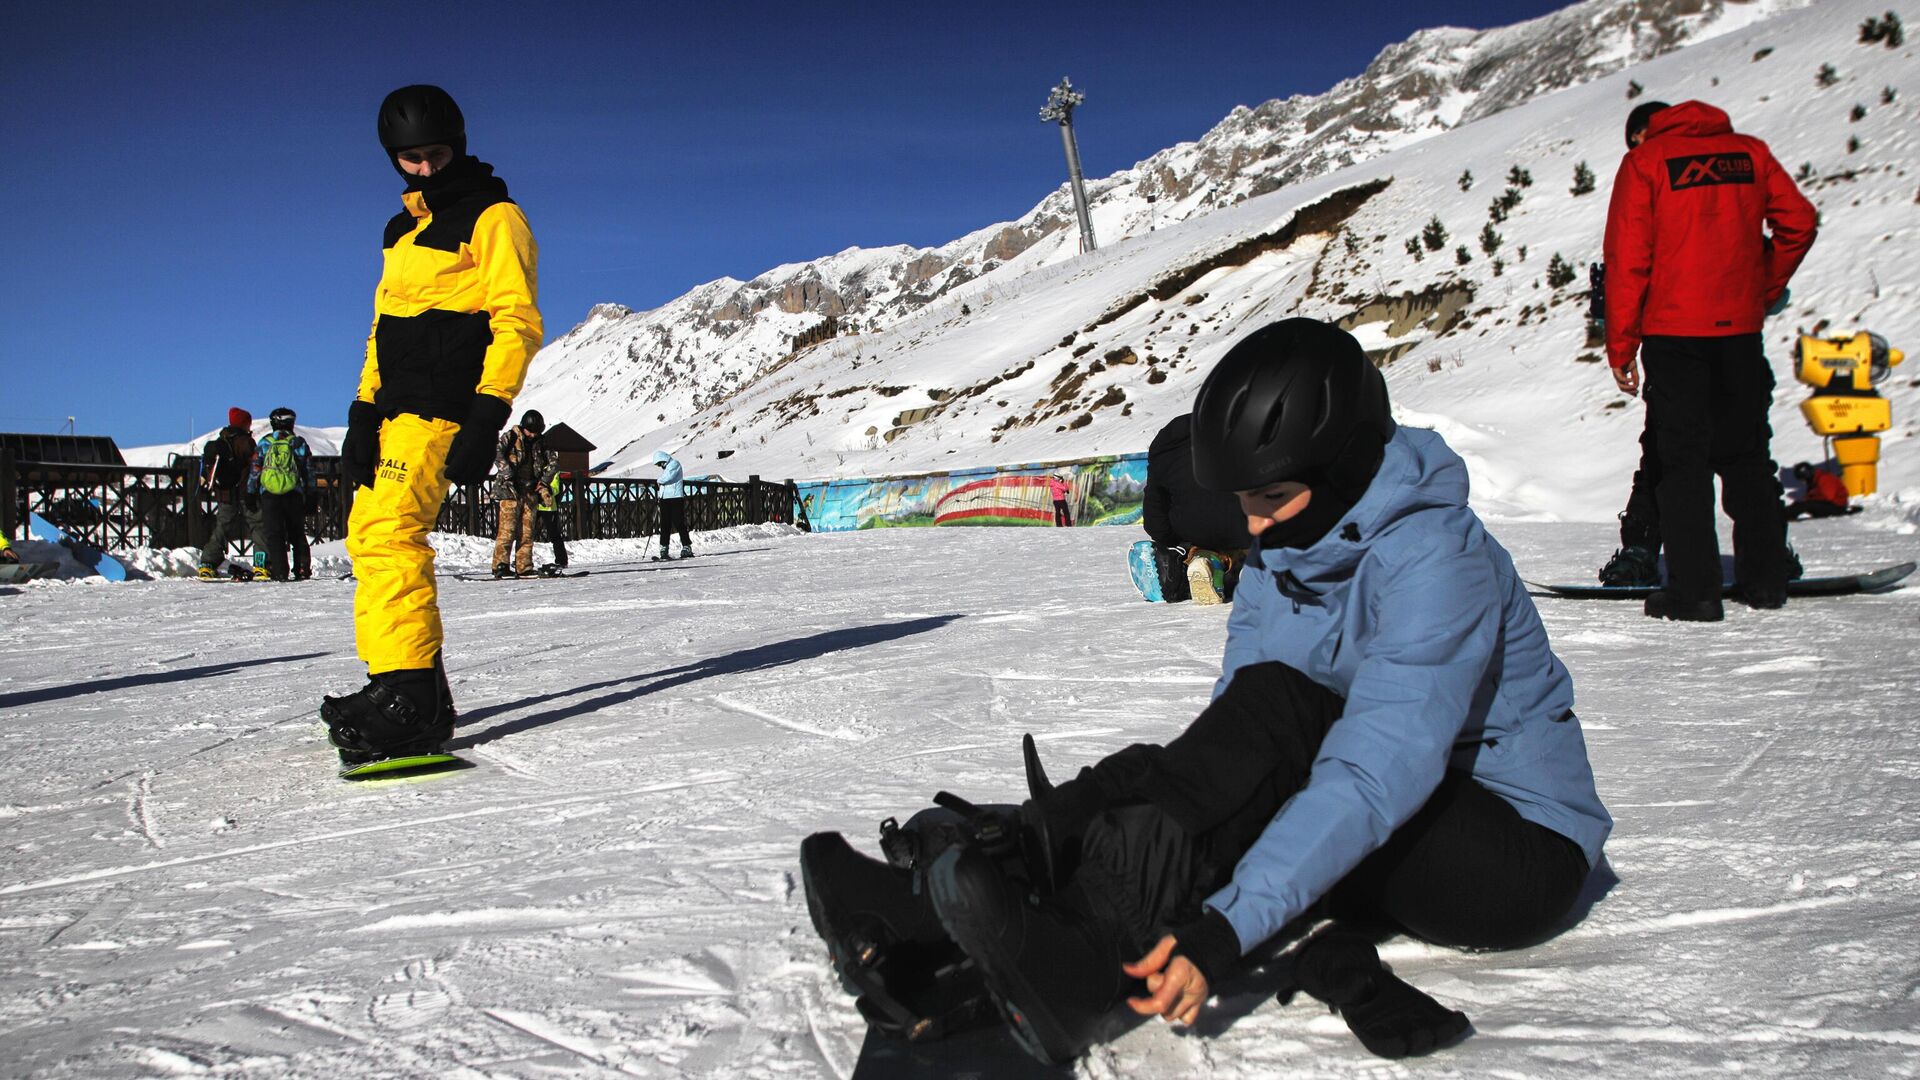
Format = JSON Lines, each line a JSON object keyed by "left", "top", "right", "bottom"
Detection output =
{"left": 651, "top": 449, "right": 693, "bottom": 559}
{"left": 905, "top": 319, "right": 1612, "bottom": 1065}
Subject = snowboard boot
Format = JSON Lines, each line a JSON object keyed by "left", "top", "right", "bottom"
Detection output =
{"left": 928, "top": 844, "right": 1132, "bottom": 1065}
{"left": 1154, "top": 545, "right": 1191, "bottom": 603}
{"left": 1643, "top": 590, "right": 1724, "bottom": 622}
{"left": 293, "top": 567, "right": 312, "bottom": 581}
{"left": 1597, "top": 545, "right": 1659, "bottom": 587}
{"left": 320, "top": 668, "right": 453, "bottom": 766}
{"left": 196, "top": 565, "right": 217, "bottom": 581}
{"left": 801, "top": 831, "right": 992, "bottom": 1041}
{"left": 492, "top": 563, "right": 513, "bottom": 579}
{"left": 252, "top": 565, "right": 271, "bottom": 581}
{"left": 538, "top": 563, "right": 563, "bottom": 577}
{"left": 677, "top": 545, "right": 694, "bottom": 559}
{"left": 1187, "top": 552, "right": 1228, "bottom": 606}
{"left": 1292, "top": 930, "right": 1470, "bottom": 1059}
{"left": 227, "top": 564, "right": 253, "bottom": 582}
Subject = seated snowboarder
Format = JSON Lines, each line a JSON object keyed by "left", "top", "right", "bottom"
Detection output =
{"left": 1143, "top": 413, "right": 1252, "bottom": 604}
{"left": 801, "top": 318, "right": 1612, "bottom": 1065}
{"left": 1784, "top": 461, "right": 1851, "bottom": 521}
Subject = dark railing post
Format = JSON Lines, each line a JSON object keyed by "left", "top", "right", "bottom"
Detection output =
{"left": 747, "top": 474, "right": 762, "bottom": 524}
{"left": 183, "top": 459, "right": 203, "bottom": 549}
{"left": 0, "top": 448, "right": 15, "bottom": 540}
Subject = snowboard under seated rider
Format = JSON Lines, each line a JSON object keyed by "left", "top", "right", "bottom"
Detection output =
{"left": 801, "top": 317, "right": 1612, "bottom": 1065}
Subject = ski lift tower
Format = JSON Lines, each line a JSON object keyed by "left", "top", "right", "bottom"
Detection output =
{"left": 1039, "top": 77, "right": 1098, "bottom": 254}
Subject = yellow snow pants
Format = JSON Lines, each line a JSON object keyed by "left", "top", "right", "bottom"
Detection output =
{"left": 347, "top": 413, "right": 458, "bottom": 674}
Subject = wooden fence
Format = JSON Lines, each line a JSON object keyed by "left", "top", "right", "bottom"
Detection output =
{"left": 0, "top": 448, "right": 807, "bottom": 556}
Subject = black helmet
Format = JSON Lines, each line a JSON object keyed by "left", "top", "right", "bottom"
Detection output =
{"left": 1791, "top": 461, "right": 1815, "bottom": 482}
{"left": 520, "top": 409, "right": 545, "bottom": 434}
{"left": 378, "top": 84, "right": 466, "bottom": 154}
{"left": 1625, "top": 100, "right": 1671, "bottom": 148}
{"left": 1190, "top": 318, "right": 1394, "bottom": 493}
{"left": 269, "top": 407, "right": 296, "bottom": 433}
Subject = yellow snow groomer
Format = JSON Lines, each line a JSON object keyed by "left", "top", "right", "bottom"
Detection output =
{"left": 1795, "top": 331, "right": 1905, "bottom": 496}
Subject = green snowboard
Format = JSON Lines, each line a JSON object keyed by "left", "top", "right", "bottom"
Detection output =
{"left": 338, "top": 753, "right": 469, "bottom": 781}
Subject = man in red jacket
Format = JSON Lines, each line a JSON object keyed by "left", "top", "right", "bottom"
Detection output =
{"left": 1603, "top": 99, "right": 1817, "bottom": 620}
{"left": 1785, "top": 461, "right": 1852, "bottom": 520}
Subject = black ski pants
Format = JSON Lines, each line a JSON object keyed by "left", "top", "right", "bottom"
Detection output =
{"left": 1618, "top": 419, "right": 1662, "bottom": 551}
{"left": 1641, "top": 334, "right": 1790, "bottom": 602}
{"left": 199, "top": 497, "right": 263, "bottom": 570}
{"left": 537, "top": 509, "right": 568, "bottom": 568}
{"left": 257, "top": 492, "right": 310, "bottom": 580}
{"left": 658, "top": 497, "right": 691, "bottom": 552}
{"left": 1072, "top": 661, "right": 1589, "bottom": 956}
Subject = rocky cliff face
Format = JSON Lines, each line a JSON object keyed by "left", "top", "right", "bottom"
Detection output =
{"left": 519, "top": 0, "right": 1806, "bottom": 462}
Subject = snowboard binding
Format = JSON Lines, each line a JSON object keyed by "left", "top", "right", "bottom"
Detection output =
{"left": 320, "top": 666, "right": 454, "bottom": 766}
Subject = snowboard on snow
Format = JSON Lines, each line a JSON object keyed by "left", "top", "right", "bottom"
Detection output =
{"left": 338, "top": 752, "right": 470, "bottom": 781}
{"left": 1531, "top": 561, "right": 1915, "bottom": 600}
{"left": 1127, "top": 540, "right": 1166, "bottom": 602}
{"left": 850, "top": 1022, "right": 1073, "bottom": 1080}
{"left": 0, "top": 562, "right": 58, "bottom": 583}
{"left": 454, "top": 569, "right": 591, "bottom": 582}
{"left": 28, "top": 512, "right": 132, "bottom": 581}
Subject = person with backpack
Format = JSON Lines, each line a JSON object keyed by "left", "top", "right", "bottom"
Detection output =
{"left": 651, "top": 449, "right": 693, "bottom": 560}
{"left": 196, "top": 407, "right": 264, "bottom": 580}
{"left": 322, "top": 84, "right": 543, "bottom": 767}
{"left": 248, "top": 407, "right": 314, "bottom": 581}
{"left": 491, "top": 410, "right": 551, "bottom": 577}
{"left": 800, "top": 319, "right": 1610, "bottom": 1066}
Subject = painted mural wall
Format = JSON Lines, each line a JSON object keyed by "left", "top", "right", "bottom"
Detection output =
{"left": 796, "top": 455, "right": 1147, "bottom": 533}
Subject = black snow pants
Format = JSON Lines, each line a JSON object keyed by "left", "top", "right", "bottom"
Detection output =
{"left": 1618, "top": 418, "right": 1662, "bottom": 552}
{"left": 1641, "top": 334, "right": 1790, "bottom": 602}
{"left": 1068, "top": 661, "right": 1589, "bottom": 957}
{"left": 658, "top": 497, "right": 691, "bottom": 552}
{"left": 257, "top": 492, "right": 310, "bottom": 580}
{"left": 537, "top": 509, "right": 568, "bottom": 568}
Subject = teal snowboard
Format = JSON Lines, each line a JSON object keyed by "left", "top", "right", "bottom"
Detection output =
{"left": 1127, "top": 540, "right": 1165, "bottom": 602}
{"left": 338, "top": 753, "right": 469, "bottom": 781}
{"left": 1531, "top": 561, "right": 1915, "bottom": 600}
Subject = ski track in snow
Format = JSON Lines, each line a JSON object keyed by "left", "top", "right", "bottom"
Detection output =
{"left": 3, "top": 523, "right": 1919, "bottom": 1078}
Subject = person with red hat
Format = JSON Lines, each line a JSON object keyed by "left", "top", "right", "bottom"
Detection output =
{"left": 196, "top": 407, "right": 264, "bottom": 580}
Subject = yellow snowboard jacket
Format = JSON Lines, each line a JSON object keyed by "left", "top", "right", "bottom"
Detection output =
{"left": 357, "top": 162, "right": 542, "bottom": 422}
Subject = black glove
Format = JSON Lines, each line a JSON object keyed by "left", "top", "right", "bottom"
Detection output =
{"left": 443, "top": 394, "right": 512, "bottom": 486}
{"left": 1292, "top": 931, "right": 1469, "bottom": 1059}
{"left": 341, "top": 400, "right": 382, "bottom": 491}
{"left": 244, "top": 494, "right": 261, "bottom": 513}
{"left": 1168, "top": 907, "right": 1243, "bottom": 988}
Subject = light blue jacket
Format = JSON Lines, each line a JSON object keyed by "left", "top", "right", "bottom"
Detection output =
{"left": 652, "top": 450, "right": 685, "bottom": 499}
{"left": 1203, "top": 426, "right": 1611, "bottom": 954}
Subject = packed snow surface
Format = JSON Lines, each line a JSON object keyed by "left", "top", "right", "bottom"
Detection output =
{"left": 4, "top": 518, "right": 1919, "bottom": 1077}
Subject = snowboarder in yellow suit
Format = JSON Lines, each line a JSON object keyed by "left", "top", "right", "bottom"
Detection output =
{"left": 321, "top": 84, "right": 542, "bottom": 764}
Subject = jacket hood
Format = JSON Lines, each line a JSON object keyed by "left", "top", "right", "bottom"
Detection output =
{"left": 1251, "top": 426, "right": 1469, "bottom": 584}
{"left": 651, "top": 450, "right": 674, "bottom": 466}
{"left": 1645, "top": 100, "right": 1733, "bottom": 141}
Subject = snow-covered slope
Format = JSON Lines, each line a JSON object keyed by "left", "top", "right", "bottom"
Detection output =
{"left": 5, "top": 522, "right": 1919, "bottom": 1077}
{"left": 514, "top": 0, "right": 1916, "bottom": 527}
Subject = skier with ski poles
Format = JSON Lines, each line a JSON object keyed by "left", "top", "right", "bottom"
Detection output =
{"left": 322, "top": 84, "right": 542, "bottom": 766}
{"left": 801, "top": 318, "right": 1611, "bottom": 1064}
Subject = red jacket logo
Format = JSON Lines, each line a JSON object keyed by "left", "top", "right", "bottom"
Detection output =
{"left": 1665, "top": 152, "right": 1756, "bottom": 190}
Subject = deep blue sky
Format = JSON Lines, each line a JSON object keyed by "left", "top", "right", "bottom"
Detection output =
{"left": 4, "top": 0, "right": 1570, "bottom": 448}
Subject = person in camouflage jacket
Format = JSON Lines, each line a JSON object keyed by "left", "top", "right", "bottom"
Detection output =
{"left": 490, "top": 409, "right": 553, "bottom": 576}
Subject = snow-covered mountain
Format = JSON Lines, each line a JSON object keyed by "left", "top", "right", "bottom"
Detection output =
{"left": 532, "top": 0, "right": 1914, "bottom": 526}
{"left": 123, "top": 424, "right": 346, "bottom": 468}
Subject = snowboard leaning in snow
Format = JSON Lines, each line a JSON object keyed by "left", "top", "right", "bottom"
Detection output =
{"left": 1127, "top": 540, "right": 1166, "bottom": 602}
{"left": 1531, "top": 561, "right": 1915, "bottom": 600}
{"left": 338, "top": 752, "right": 469, "bottom": 781}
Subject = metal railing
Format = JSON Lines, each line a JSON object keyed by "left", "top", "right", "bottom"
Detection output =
{"left": 3, "top": 449, "right": 806, "bottom": 554}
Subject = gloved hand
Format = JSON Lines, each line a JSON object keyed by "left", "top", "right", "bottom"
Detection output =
{"left": 341, "top": 400, "right": 383, "bottom": 491}
{"left": 443, "top": 395, "right": 512, "bottom": 486}
{"left": 1765, "top": 287, "right": 1792, "bottom": 317}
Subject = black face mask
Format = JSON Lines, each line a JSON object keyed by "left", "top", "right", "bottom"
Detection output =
{"left": 401, "top": 152, "right": 481, "bottom": 193}
{"left": 1260, "top": 484, "right": 1357, "bottom": 550}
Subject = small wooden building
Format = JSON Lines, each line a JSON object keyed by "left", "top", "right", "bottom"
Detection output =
{"left": 542, "top": 423, "right": 597, "bottom": 477}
